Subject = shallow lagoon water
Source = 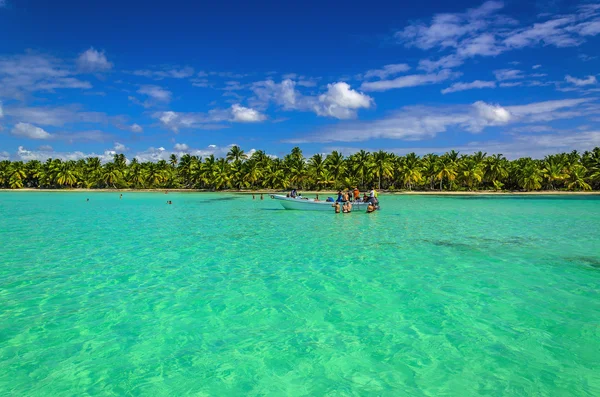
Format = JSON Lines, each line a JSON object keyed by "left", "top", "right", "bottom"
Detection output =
{"left": 1, "top": 192, "right": 599, "bottom": 396}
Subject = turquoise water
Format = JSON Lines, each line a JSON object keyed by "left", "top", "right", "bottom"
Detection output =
{"left": 1, "top": 192, "right": 599, "bottom": 396}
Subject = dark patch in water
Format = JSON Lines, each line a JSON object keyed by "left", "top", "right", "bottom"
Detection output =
{"left": 565, "top": 256, "right": 600, "bottom": 269}
{"left": 476, "top": 236, "right": 529, "bottom": 245}
{"left": 422, "top": 239, "right": 474, "bottom": 250}
{"left": 202, "top": 196, "right": 241, "bottom": 202}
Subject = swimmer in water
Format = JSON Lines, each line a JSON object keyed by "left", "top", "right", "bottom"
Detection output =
{"left": 333, "top": 202, "right": 341, "bottom": 213}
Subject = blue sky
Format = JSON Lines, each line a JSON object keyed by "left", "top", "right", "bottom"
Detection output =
{"left": 1, "top": 0, "right": 599, "bottom": 161}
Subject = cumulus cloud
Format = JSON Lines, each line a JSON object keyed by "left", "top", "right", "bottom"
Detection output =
{"left": 251, "top": 79, "right": 299, "bottom": 110}
{"left": 314, "top": 82, "right": 373, "bottom": 119}
{"left": 114, "top": 142, "right": 127, "bottom": 152}
{"left": 363, "top": 64, "right": 411, "bottom": 80}
{"left": 565, "top": 74, "right": 597, "bottom": 86}
{"left": 251, "top": 79, "right": 372, "bottom": 119}
{"left": 174, "top": 143, "right": 189, "bottom": 151}
{"left": 441, "top": 80, "right": 496, "bottom": 94}
{"left": 11, "top": 122, "right": 53, "bottom": 139}
{"left": 14, "top": 145, "right": 119, "bottom": 163}
{"left": 285, "top": 97, "right": 591, "bottom": 143}
{"left": 76, "top": 48, "right": 113, "bottom": 72}
{"left": 360, "top": 70, "right": 457, "bottom": 91}
{"left": 153, "top": 104, "right": 265, "bottom": 132}
{"left": 137, "top": 85, "right": 172, "bottom": 103}
{"left": 231, "top": 104, "right": 266, "bottom": 122}
{"left": 130, "top": 123, "right": 143, "bottom": 133}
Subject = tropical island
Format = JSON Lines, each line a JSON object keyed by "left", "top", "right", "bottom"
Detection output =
{"left": 1, "top": 146, "right": 599, "bottom": 192}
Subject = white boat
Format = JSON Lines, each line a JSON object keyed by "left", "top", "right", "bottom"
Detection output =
{"left": 271, "top": 195, "right": 375, "bottom": 211}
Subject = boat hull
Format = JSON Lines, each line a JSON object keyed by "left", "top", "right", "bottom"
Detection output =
{"left": 272, "top": 195, "right": 373, "bottom": 211}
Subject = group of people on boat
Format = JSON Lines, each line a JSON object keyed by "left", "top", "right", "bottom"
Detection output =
{"left": 284, "top": 186, "right": 379, "bottom": 213}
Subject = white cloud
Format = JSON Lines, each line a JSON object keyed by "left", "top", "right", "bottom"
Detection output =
{"left": 137, "top": 85, "right": 172, "bottom": 103}
{"left": 493, "top": 69, "right": 525, "bottom": 81}
{"left": 14, "top": 145, "right": 118, "bottom": 163}
{"left": 174, "top": 143, "right": 189, "bottom": 151}
{"left": 11, "top": 122, "right": 53, "bottom": 139}
{"left": 0, "top": 101, "right": 3, "bottom": 118}
{"left": 251, "top": 79, "right": 372, "bottom": 119}
{"left": 441, "top": 80, "right": 496, "bottom": 94}
{"left": 76, "top": 48, "right": 113, "bottom": 72}
{"left": 455, "top": 33, "right": 502, "bottom": 57}
{"left": 130, "top": 123, "right": 143, "bottom": 133}
{"left": 314, "top": 82, "right": 373, "bottom": 119}
{"left": 251, "top": 79, "right": 299, "bottom": 109}
{"left": 363, "top": 64, "right": 411, "bottom": 80}
{"left": 0, "top": 53, "right": 92, "bottom": 99}
{"left": 504, "top": 17, "right": 582, "bottom": 48}
{"left": 114, "top": 142, "right": 127, "bottom": 152}
{"left": 532, "top": 64, "right": 542, "bottom": 69}
{"left": 499, "top": 82, "right": 523, "bottom": 88}
{"left": 398, "top": 2, "right": 600, "bottom": 74}
{"left": 231, "top": 104, "right": 266, "bottom": 122}
{"left": 132, "top": 67, "right": 194, "bottom": 79}
{"left": 286, "top": 98, "right": 591, "bottom": 143}
{"left": 3, "top": 105, "right": 107, "bottom": 126}
{"left": 153, "top": 104, "right": 265, "bottom": 131}
{"left": 360, "top": 69, "right": 456, "bottom": 91}
{"left": 473, "top": 101, "right": 512, "bottom": 126}
{"left": 506, "top": 98, "right": 593, "bottom": 122}
{"left": 565, "top": 74, "right": 597, "bottom": 86}
{"left": 396, "top": 1, "right": 504, "bottom": 50}
{"left": 324, "top": 130, "right": 600, "bottom": 160}
{"left": 418, "top": 54, "right": 464, "bottom": 72}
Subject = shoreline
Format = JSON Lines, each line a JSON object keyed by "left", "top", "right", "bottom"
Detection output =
{"left": 1, "top": 188, "right": 599, "bottom": 195}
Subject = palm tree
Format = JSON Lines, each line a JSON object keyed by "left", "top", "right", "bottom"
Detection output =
{"left": 308, "top": 154, "right": 327, "bottom": 189}
{"left": 483, "top": 154, "right": 508, "bottom": 189}
{"left": 169, "top": 154, "right": 178, "bottom": 168}
{"left": 460, "top": 159, "right": 484, "bottom": 190}
{"left": 55, "top": 161, "right": 79, "bottom": 187}
{"left": 372, "top": 150, "right": 394, "bottom": 190}
{"left": 519, "top": 164, "right": 543, "bottom": 191}
{"left": 421, "top": 154, "right": 439, "bottom": 190}
{"left": 226, "top": 145, "right": 247, "bottom": 163}
{"left": 436, "top": 156, "right": 457, "bottom": 191}
{"left": 325, "top": 151, "right": 345, "bottom": 189}
{"left": 566, "top": 164, "right": 591, "bottom": 191}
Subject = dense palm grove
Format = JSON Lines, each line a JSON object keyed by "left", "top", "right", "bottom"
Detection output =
{"left": 1, "top": 146, "right": 600, "bottom": 191}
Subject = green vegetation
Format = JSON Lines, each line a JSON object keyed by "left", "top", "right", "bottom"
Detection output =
{"left": 1, "top": 147, "right": 600, "bottom": 191}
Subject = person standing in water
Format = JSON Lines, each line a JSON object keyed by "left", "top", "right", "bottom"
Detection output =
{"left": 333, "top": 202, "right": 341, "bottom": 213}
{"left": 353, "top": 187, "right": 360, "bottom": 202}
{"left": 260, "top": 194, "right": 264, "bottom": 200}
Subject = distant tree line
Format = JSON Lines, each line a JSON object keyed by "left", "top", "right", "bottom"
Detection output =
{"left": 1, "top": 146, "right": 599, "bottom": 191}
